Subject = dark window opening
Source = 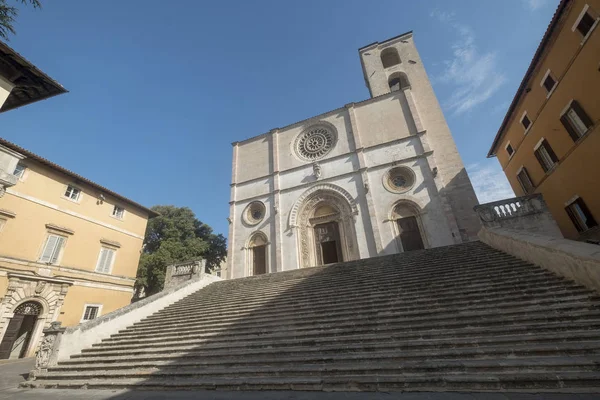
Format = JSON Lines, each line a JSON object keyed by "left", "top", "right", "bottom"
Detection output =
{"left": 521, "top": 114, "right": 531, "bottom": 130}
{"left": 577, "top": 11, "right": 596, "bottom": 37}
{"left": 566, "top": 198, "right": 597, "bottom": 232}
{"left": 534, "top": 139, "right": 559, "bottom": 172}
{"left": 517, "top": 168, "right": 534, "bottom": 194}
{"left": 542, "top": 74, "right": 556, "bottom": 93}
{"left": 381, "top": 48, "right": 401, "bottom": 68}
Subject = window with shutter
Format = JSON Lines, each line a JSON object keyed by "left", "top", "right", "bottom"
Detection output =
{"left": 566, "top": 198, "right": 598, "bottom": 232}
{"left": 95, "top": 247, "right": 115, "bottom": 273}
{"left": 534, "top": 139, "right": 558, "bottom": 172}
{"left": 39, "top": 234, "right": 66, "bottom": 264}
{"left": 516, "top": 168, "right": 534, "bottom": 194}
{"left": 561, "top": 101, "right": 593, "bottom": 141}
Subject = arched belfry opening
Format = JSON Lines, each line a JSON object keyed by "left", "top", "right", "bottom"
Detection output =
{"left": 390, "top": 201, "right": 427, "bottom": 252}
{"left": 0, "top": 300, "right": 43, "bottom": 359}
{"left": 380, "top": 47, "right": 401, "bottom": 69}
{"left": 247, "top": 231, "right": 268, "bottom": 276}
{"left": 389, "top": 72, "right": 410, "bottom": 92}
{"left": 290, "top": 184, "right": 359, "bottom": 268}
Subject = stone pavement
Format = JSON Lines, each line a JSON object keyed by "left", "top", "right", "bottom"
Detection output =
{"left": 1, "top": 357, "right": 599, "bottom": 400}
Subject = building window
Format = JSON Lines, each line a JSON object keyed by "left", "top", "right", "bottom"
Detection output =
{"left": 112, "top": 205, "right": 125, "bottom": 219}
{"left": 81, "top": 305, "right": 101, "bottom": 321}
{"left": 566, "top": 197, "right": 597, "bottom": 232}
{"left": 573, "top": 5, "right": 598, "bottom": 39}
{"left": 505, "top": 142, "right": 514, "bottom": 158}
{"left": 13, "top": 163, "right": 26, "bottom": 179}
{"left": 64, "top": 185, "right": 81, "bottom": 201}
{"left": 516, "top": 167, "right": 534, "bottom": 194}
{"left": 561, "top": 100, "right": 593, "bottom": 141}
{"left": 39, "top": 234, "right": 66, "bottom": 264}
{"left": 380, "top": 48, "right": 401, "bottom": 69}
{"left": 520, "top": 113, "right": 531, "bottom": 132}
{"left": 541, "top": 70, "right": 557, "bottom": 95}
{"left": 95, "top": 247, "right": 116, "bottom": 274}
{"left": 534, "top": 139, "right": 559, "bottom": 173}
{"left": 388, "top": 72, "right": 410, "bottom": 93}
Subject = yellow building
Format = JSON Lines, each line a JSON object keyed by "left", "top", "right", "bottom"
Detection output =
{"left": 488, "top": 0, "right": 600, "bottom": 242}
{"left": 0, "top": 41, "right": 157, "bottom": 359}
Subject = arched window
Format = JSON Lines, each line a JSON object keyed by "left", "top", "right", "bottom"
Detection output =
{"left": 380, "top": 48, "right": 401, "bottom": 69}
{"left": 388, "top": 72, "right": 410, "bottom": 92}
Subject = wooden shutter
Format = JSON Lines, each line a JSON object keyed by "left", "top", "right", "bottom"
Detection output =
{"left": 561, "top": 114, "right": 581, "bottom": 142}
{"left": 40, "top": 235, "right": 59, "bottom": 263}
{"left": 544, "top": 140, "right": 559, "bottom": 163}
{"left": 96, "top": 248, "right": 108, "bottom": 272}
{"left": 571, "top": 101, "right": 593, "bottom": 129}
{"left": 97, "top": 248, "right": 114, "bottom": 273}
{"left": 577, "top": 199, "right": 598, "bottom": 229}
{"left": 50, "top": 236, "right": 65, "bottom": 264}
{"left": 0, "top": 315, "right": 24, "bottom": 359}
{"left": 534, "top": 149, "right": 548, "bottom": 172}
{"left": 566, "top": 205, "right": 584, "bottom": 232}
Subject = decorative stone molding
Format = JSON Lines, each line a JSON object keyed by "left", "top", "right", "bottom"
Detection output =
{"left": 382, "top": 166, "right": 416, "bottom": 194}
{"left": 0, "top": 208, "right": 15, "bottom": 218}
{"left": 288, "top": 183, "right": 358, "bottom": 229}
{"left": 34, "top": 321, "right": 65, "bottom": 371}
{"left": 290, "top": 186, "right": 360, "bottom": 268}
{"left": 45, "top": 223, "right": 74, "bottom": 235}
{"left": 100, "top": 238, "right": 121, "bottom": 248}
{"left": 0, "top": 274, "right": 72, "bottom": 359}
{"left": 293, "top": 121, "right": 338, "bottom": 162}
{"left": 0, "top": 169, "right": 17, "bottom": 198}
{"left": 242, "top": 201, "right": 266, "bottom": 226}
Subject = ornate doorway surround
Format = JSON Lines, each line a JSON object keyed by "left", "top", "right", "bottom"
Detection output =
{"left": 0, "top": 273, "right": 71, "bottom": 359}
{"left": 289, "top": 184, "right": 359, "bottom": 268}
{"left": 389, "top": 200, "right": 429, "bottom": 253}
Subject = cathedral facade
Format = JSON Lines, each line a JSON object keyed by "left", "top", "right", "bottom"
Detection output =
{"left": 226, "top": 31, "right": 480, "bottom": 279}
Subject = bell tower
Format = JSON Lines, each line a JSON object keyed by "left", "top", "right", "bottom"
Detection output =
{"left": 359, "top": 30, "right": 418, "bottom": 98}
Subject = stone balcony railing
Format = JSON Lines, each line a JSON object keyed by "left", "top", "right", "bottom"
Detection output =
{"left": 0, "top": 168, "right": 17, "bottom": 197}
{"left": 473, "top": 194, "right": 563, "bottom": 238}
{"left": 164, "top": 259, "right": 205, "bottom": 289}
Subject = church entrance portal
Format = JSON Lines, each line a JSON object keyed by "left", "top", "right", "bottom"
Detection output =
{"left": 253, "top": 245, "right": 267, "bottom": 275}
{"left": 314, "top": 222, "right": 343, "bottom": 265}
{"left": 397, "top": 216, "right": 425, "bottom": 252}
{"left": 0, "top": 301, "right": 42, "bottom": 359}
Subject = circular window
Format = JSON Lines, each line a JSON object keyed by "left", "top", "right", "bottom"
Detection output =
{"left": 294, "top": 124, "right": 337, "bottom": 161}
{"left": 243, "top": 201, "right": 266, "bottom": 226}
{"left": 383, "top": 166, "right": 416, "bottom": 193}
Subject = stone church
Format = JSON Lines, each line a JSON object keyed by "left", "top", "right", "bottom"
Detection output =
{"left": 226, "top": 31, "right": 480, "bottom": 279}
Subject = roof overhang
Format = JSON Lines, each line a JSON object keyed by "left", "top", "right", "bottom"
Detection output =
{"left": 0, "top": 41, "right": 67, "bottom": 113}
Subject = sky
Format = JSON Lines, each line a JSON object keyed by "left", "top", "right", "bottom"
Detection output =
{"left": 2, "top": 0, "right": 559, "bottom": 238}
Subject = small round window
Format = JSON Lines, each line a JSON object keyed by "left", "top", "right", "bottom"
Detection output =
{"left": 383, "top": 166, "right": 416, "bottom": 194}
{"left": 243, "top": 201, "right": 266, "bottom": 226}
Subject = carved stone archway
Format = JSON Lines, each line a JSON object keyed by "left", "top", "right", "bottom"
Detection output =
{"left": 388, "top": 200, "right": 429, "bottom": 253}
{"left": 291, "top": 185, "right": 359, "bottom": 268}
{"left": 244, "top": 231, "right": 269, "bottom": 276}
{"left": 0, "top": 274, "right": 71, "bottom": 359}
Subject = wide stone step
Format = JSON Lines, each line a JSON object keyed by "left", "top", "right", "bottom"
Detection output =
{"left": 40, "top": 356, "right": 600, "bottom": 379}
{"left": 96, "top": 318, "right": 600, "bottom": 349}
{"left": 110, "top": 300, "right": 600, "bottom": 339}
{"left": 108, "top": 308, "right": 600, "bottom": 344}
{"left": 47, "top": 356, "right": 600, "bottom": 375}
{"left": 24, "top": 371, "right": 600, "bottom": 391}
{"left": 66, "top": 341, "right": 600, "bottom": 365}
{"left": 80, "top": 330, "right": 600, "bottom": 357}
{"left": 163, "top": 261, "right": 549, "bottom": 309}
{"left": 144, "top": 269, "right": 576, "bottom": 322}
{"left": 130, "top": 290, "right": 595, "bottom": 331}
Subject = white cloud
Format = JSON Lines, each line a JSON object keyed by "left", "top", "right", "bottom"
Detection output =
{"left": 466, "top": 162, "right": 515, "bottom": 204}
{"left": 523, "top": 0, "right": 548, "bottom": 11}
{"left": 431, "top": 9, "right": 507, "bottom": 115}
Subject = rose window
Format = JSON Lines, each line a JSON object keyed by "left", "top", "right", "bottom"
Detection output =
{"left": 383, "top": 166, "right": 416, "bottom": 194}
{"left": 294, "top": 125, "right": 336, "bottom": 161}
{"left": 243, "top": 201, "right": 266, "bottom": 226}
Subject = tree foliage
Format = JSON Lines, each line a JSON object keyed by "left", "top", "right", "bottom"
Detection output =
{"left": 135, "top": 205, "right": 227, "bottom": 296}
{"left": 0, "top": 0, "right": 41, "bottom": 40}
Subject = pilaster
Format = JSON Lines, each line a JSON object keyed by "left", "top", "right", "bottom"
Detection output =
{"left": 270, "top": 129, "right": 283, "bottom": 273}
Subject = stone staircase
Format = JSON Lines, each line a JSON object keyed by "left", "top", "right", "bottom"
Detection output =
{"left": 26, "top": 241, "right": 600, "bottom": 392}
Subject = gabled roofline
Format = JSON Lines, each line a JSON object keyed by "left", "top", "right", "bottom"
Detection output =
{"left": 487, "top": 0, "right": 570, "bottom": 157}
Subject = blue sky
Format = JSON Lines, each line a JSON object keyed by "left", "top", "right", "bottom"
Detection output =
{"left": 2, "top": 0, "right": 558, "bottom": 237}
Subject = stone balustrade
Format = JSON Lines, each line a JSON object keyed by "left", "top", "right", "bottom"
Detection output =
{"left": 164, "top": 259, "right": 205, "bottom": 289}
{"left": 474, "top": 194, "right": 562, "bottom": 237}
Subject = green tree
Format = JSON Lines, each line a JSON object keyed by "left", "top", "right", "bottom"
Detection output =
{"left": 135, "top": 205, "right": 227, "bottom": 296}
{"left": 0, "top": 0, "right": 41, "bottom": 40}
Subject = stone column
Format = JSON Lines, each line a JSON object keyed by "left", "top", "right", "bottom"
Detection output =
{"left": 227, "top": 142, "right": 239, "bottom": 279}
{"left": 345, "top": 103, "right": 383, "bottom": 256}
{"left": 270, "top": 128, "right": 283, "bottom": 273}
